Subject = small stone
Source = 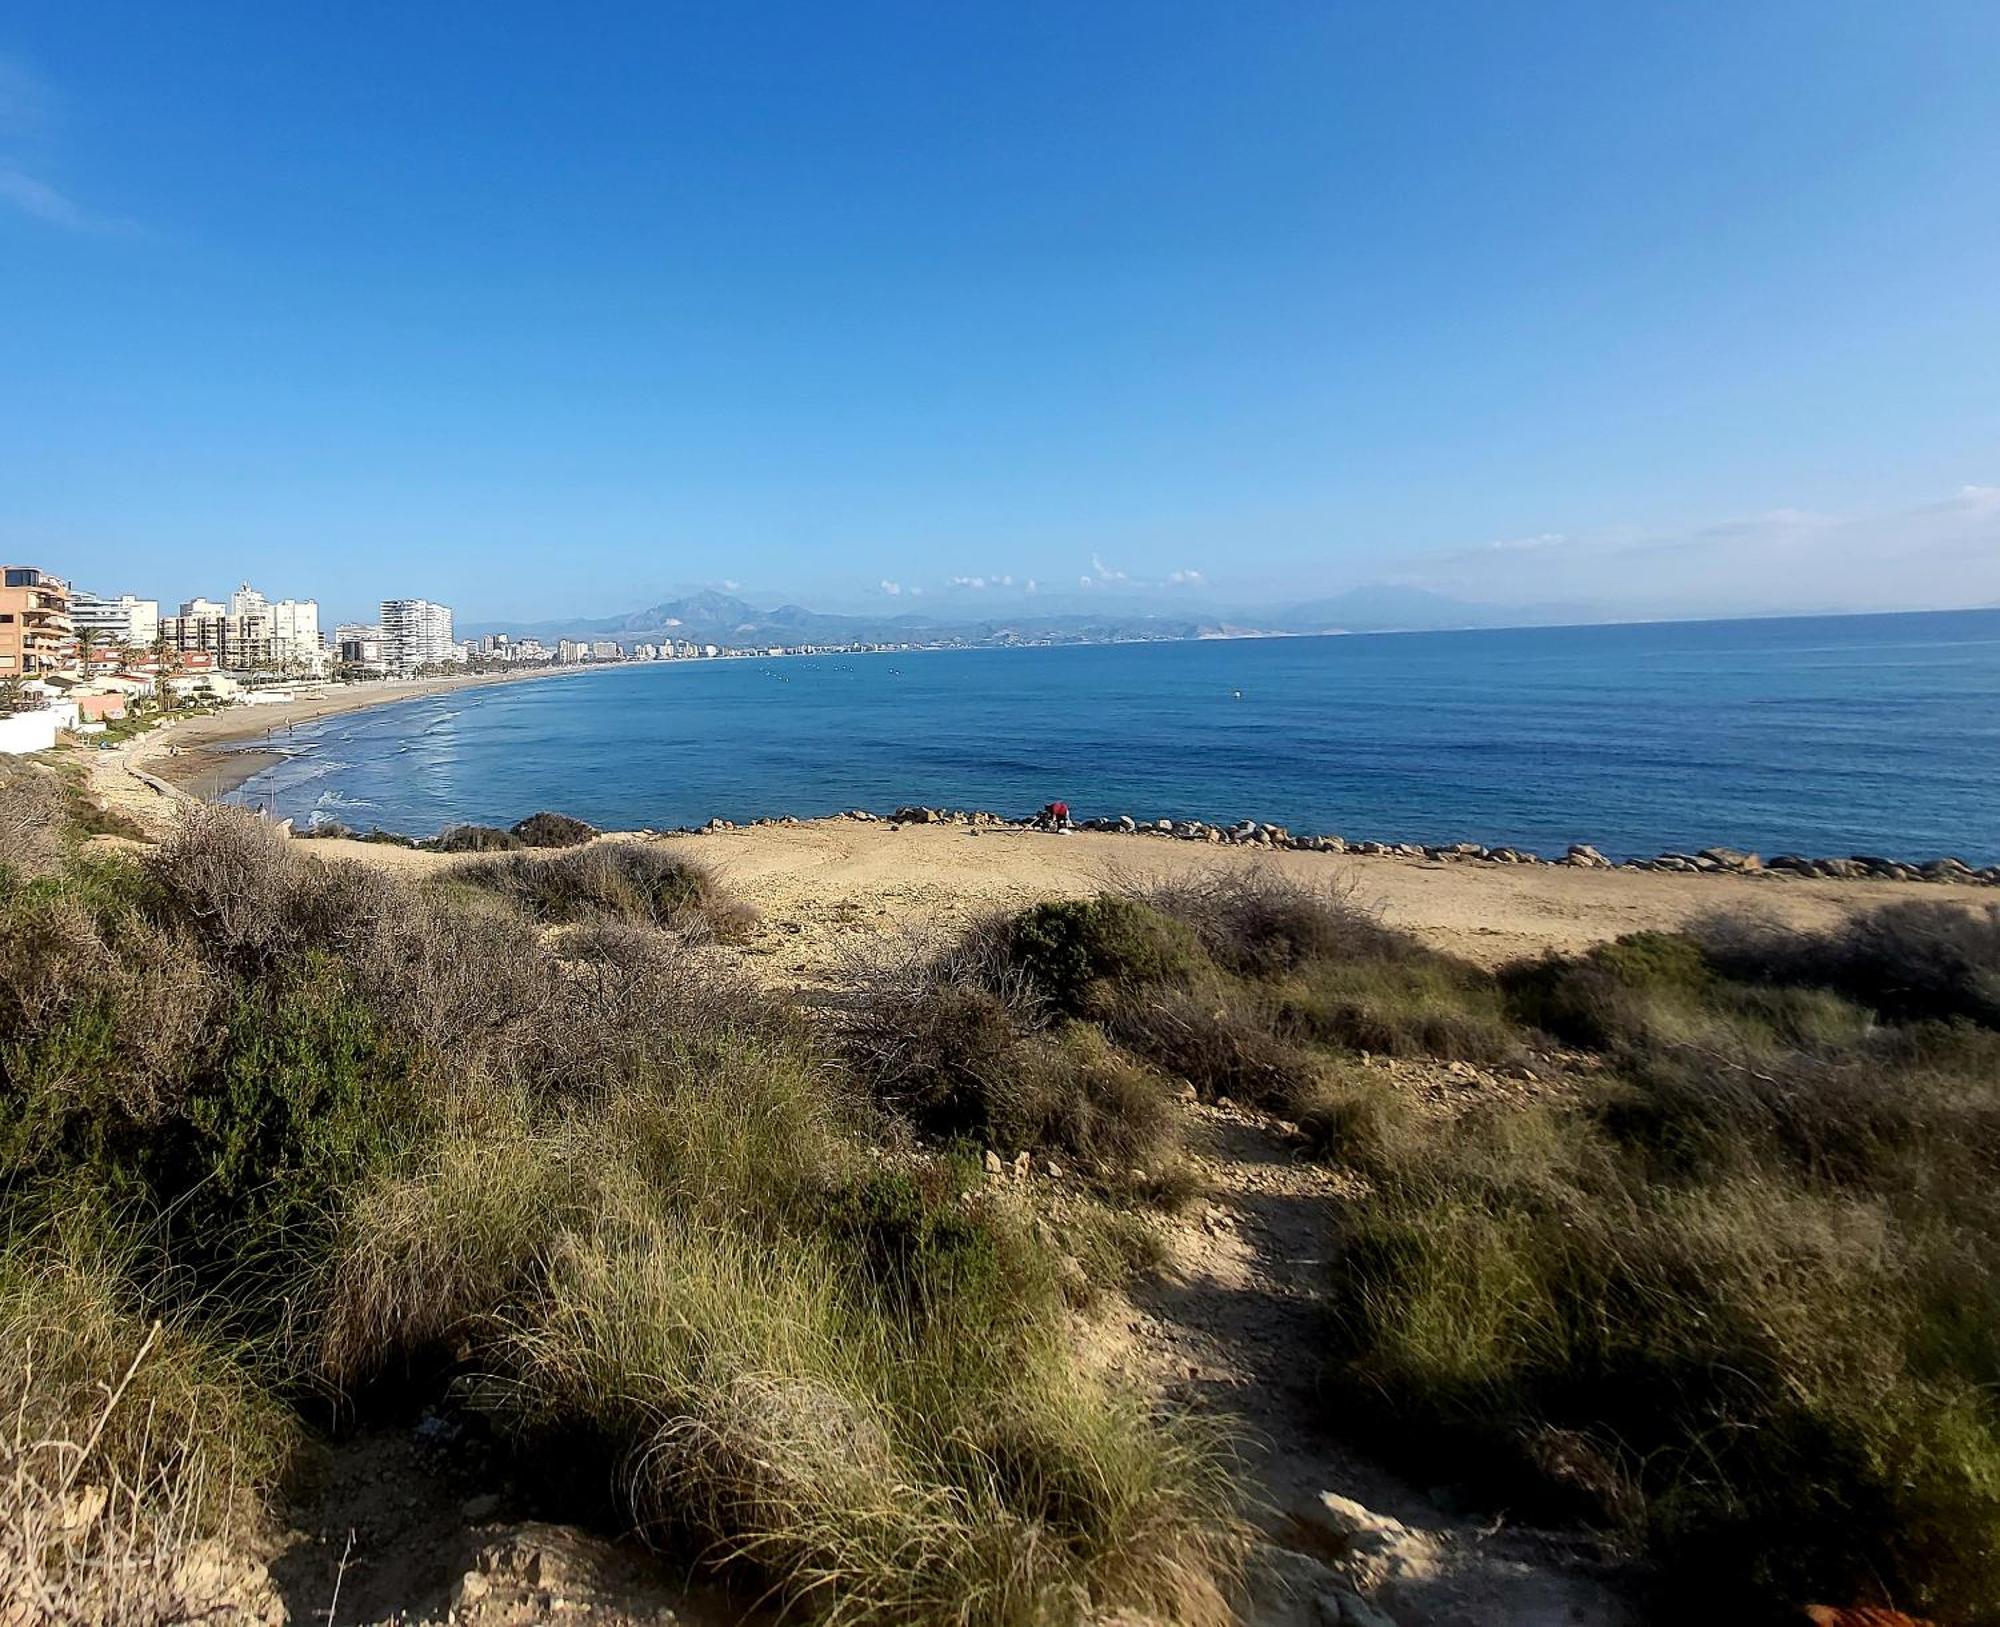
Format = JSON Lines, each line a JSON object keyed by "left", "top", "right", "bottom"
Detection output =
{"left": 983, "top": 1149, "right": 1004, "bottom": 1175}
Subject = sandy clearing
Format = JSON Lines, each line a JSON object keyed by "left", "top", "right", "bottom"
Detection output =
{"left": 273, "top": 818, "right": 1930, "bottom": 981}
{"left": 670, "top": 819, "right": 1925, "bottom": 974}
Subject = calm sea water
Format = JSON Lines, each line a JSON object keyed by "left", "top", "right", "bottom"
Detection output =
{"left": 225, "top": 610, "right": 2000, "bottom": 864}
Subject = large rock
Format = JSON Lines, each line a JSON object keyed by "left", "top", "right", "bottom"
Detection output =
{"left": 1564, "top": 844, "right": 1609, "bottom": 868}
{"left": 1272, "top": 1491, "right": 1635, "bottom": 1627}
{"left": 451, "top": 1523, "right": 688, "bottom": 1625}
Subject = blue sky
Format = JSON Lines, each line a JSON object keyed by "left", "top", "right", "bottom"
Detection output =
{"left": 2, "top": 2, "right": 1997, "bottom": 625}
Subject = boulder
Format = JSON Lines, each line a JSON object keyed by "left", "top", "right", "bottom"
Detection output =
{"left": 1118, "top": 815, "right": 1138, "bottom": 833}
{"left": 1565, "top": 843, "right": 1609, "bottom": 868}
{"left": 451, "top": 1522, "right": 687, "bottom": 1626}
{"left": 1699, "top": 846, "right": 1762, "bottom": 872}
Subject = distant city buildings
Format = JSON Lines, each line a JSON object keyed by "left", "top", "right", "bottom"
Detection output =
{"left": 159, "top": 582, "right": 324, "bottom": 672}
{"left": 380, "top": 598, "right": 455, "bottom": 673}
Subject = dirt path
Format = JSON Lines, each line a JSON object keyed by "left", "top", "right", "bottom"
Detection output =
{"left": 1112, "top": 1093, "right": 1632, "bottom": 1627}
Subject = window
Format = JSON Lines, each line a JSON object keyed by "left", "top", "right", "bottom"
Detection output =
{"left": 3, "top": 569, "right": 39, "bottom": 589}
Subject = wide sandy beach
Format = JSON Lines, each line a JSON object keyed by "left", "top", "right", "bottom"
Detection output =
{"left": 128, "top": 665, "right": 588, "bottom": 799}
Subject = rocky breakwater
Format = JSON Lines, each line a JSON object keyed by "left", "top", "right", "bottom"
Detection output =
{"left": 670, "top": 806, "right": 2000, "bottom": 887}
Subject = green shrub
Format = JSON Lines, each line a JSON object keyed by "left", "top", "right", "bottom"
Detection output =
{"left": 1274, "top": 953, "right": 1521, "bottom": 1061}
{"left": 1140, "top": 869, "right": 1422, "bottom": 979}
{"left": 1106, "top": 980, "right": 1321, "bottom": 1110}
{"left": 161, "top": 961, "right": 421, "bottom": 1264}
{"left": 510, "top": 809, "right": 598, "bottom": 848}
{"left": 993, "top": 1023, "right": 1181, "bottom": 1174}
{"left": 844, "top": 946, "right": 1185, "bottom": 1179}
{"left": 428, "top": 823, "right": 522, "bottom": 853}
{"left": 459, "top": 842, "right": 757, "bottom": 939}
{"left": 1006, "top": 896, "right": 1203, "bottom": 1015}
{"left": 1502, "top": 931, "right": 1714, "bottom": 1049}
{"left": 1700, "top": 902, "right": 2000, "bottom": 1030}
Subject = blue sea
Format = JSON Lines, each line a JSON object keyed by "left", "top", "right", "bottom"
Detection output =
{"left": 225, "top": 610, "right": 2000, "bottom": 864}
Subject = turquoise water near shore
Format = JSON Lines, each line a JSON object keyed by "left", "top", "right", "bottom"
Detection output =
{"left": 225, "top": 610, "right": 2000, "bottom": 864}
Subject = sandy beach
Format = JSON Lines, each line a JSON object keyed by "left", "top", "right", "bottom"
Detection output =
{"left": 277, "top": 818, "right": 1925, "bottom": 986}
{"left": 129, "top": 665, "right": 589, "bottom": 799}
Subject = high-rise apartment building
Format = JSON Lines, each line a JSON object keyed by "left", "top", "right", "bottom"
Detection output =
{"left": 1, "top": 566, "right": 73, "bottom": 680}
{"left": 70, "top": 591, "right": 160, "bottom": 654}
{"left": 380, "top": 599, "right": 455, "bottom": 673}
{"left": 161, "top": 584, "right": 323, "bottom": 671}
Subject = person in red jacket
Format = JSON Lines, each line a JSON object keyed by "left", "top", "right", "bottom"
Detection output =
{"left": 1040, "top": 800, "right": 1071, "bottom": 830}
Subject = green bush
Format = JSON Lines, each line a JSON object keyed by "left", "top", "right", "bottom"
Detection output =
{"left": 428, "top": 822, "right": 522, "bottom": 853}
{"left": 0, "top": 780, "right": 1246, "bottom": 1626}
{"left": 459, "top": 842, "right": 757, "bottom": 939}
{"left": 1274, "top": 954, "right": 1521, "bottom": 1061}
{"left": 1321, "top": 1099, "right": 2000, "bottom": 1621}
{"left": 1006, "top": 896, "right": 1203, "bottom": 1014}
{"left": 509, "top": 809, "right": 598, "bottom": 848}
{"left": 1700, "top": 901, "right": 2000, "bottom": 1030}
{"left": 1140, "top": 869, "right": 1423, "bottom": 979}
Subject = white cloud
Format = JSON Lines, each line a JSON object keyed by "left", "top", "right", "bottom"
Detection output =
{"left": 1025, "top": 578, "right": 1039, "bottom": 594}
{"left": 993, "top": 573, "right": 1014, "bottom": 587}
{"left": 879, "top": 579, "right": 901, "bottom": 595}
{"left": 1079, "top": 574, "right": 1094, "bottom": 589}
{"left": 1403, "top": 484, "right": 2000, "bottom": 617}
{"left": 1089, "top": 554, "right": 1129, "bottom": 583}
{"left": 908, "top": 586, "right": 924, "bottom": 596}
{"left": 1167, "top": 568, "right": 1205, "bottom": 585}
{"left": 949, "top": 575, "right": 988, "bottom": 590}
{"left": 0, "top": 165, "right": 93, "bottom": 230}
{"left": 720, "top": 579, "right": 740, "bottom": 591}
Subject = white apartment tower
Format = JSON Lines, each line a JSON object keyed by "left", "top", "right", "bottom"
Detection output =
{"left": 380, "top": 598, "right": 454, "bottom": 672}
{"left": 70, "top": 591, "right": 160, "bottom": 652}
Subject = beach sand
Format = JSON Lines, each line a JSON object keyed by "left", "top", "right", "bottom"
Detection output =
{"left": 129, "top": 666, "right": 586, "bottom": 799}
{"left": 280, "top": 818, "right": 1925, "bottom": 985}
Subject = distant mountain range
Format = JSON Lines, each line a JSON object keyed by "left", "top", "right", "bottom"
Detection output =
{"left": 461, "top": 585, "right": 1586, "bottom": 648}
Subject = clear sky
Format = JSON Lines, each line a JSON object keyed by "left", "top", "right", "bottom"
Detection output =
{"left": 3, "top": 2, "right": 1997, "bottom": 625}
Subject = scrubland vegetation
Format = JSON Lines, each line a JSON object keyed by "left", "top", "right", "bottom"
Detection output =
{"left": 7, "top": 746, "right": 1999, "bottom": 1624}
{"left": 0, "top": 759, "right": 1238, "bottom": 1625}
{"left": 848, "top": 869, "right": 2000, "bottom": 1623}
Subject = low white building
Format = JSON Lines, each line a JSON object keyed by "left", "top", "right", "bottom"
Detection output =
{"left": 0, "top": 699, "right": 81, "bottom": 755}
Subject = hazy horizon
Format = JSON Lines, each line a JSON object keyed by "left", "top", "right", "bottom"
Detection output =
{"left": 5, "top": 4, "right": 1997, "bottom": 624}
